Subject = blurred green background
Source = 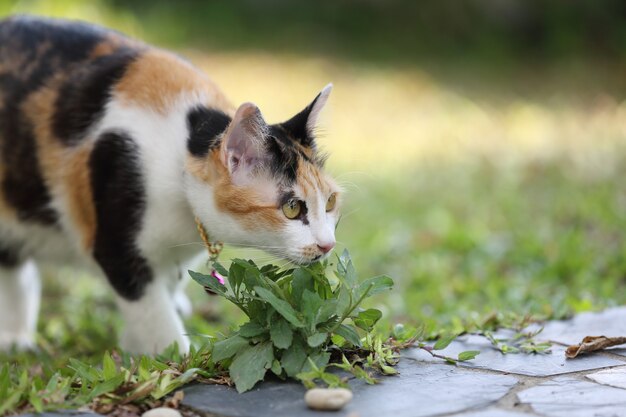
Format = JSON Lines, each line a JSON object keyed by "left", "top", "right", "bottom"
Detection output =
{"left": 1, "top": 0, "right": 626, "bottom": 352}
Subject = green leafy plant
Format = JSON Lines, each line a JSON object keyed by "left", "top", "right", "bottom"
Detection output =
{"left": 189, "top": 249, "right": 394, "bottom": 392}
{"left": 0, "top": 345, "right": 222, "bottom": 415}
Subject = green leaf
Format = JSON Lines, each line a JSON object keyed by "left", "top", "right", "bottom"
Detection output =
{"left": 212, "top": 335, "right": 249, "bottom": 362}
{"left": 248, "top": 300, "right": 268, "bottom": 320}
{"left": 380, "top": 364, "right": 399, "bottom": 375}
{"left": 244, "top": 268, "right": 262, "bottom": 289}
{"left": 291, "top": 268, "right": 314, "bottom": 302}
{"left": 270, "top": 360, "right": 282, "bottom": 376}
{"left": 320, "top": 371, "right": 347, "bottom": 388}
{"left": 302, "top": 352, "right": 331, "bottom": 372}
{"left": 228, "top": 262, "right": 245, "bottom": 293}
{"left": 433, "top": 333, "right": 456, "bottom": 350}
{"left": 231, "top": 258, "right": 257, "bottom": 269}
{"left": 154, "top": 368, "right": 201, "bottom": 399}
{"left": 239, "top": 322, "right": 267, "bottom": 337}
{"left": 270, "top": 318, "right": 293, "bottom": 349}
{"left": 337, "top": 249, "right": 358, "bottom": 287}
{"left": 213, "top": 261, "right": 229, "bottom": 277}
{"left": 354, "top": 308, "right": 383, "bottom": 331}
{"left": 29, "top": 387, "right": 43, "bottom": 413}
{"left": 281, "top": 338, "right": 307, "bottom": 377}
{"left": 68, "top": 358, "right": 101, "bottom": 383}
{"left": 89, "top": 373, "right": 125, "bottom": 399}
{"left": 102, "top": 351, "right": 117, "bottom": 380}
{"left": 254, "top": 286, "right": 304, "bottom": 328}
{"left": 302, "top": 289, "right": 323, "bottom": 327}
{"left": 357, "top": 275, "right": 394, "bottom": 298}
{"left": 0, "top": 365, "right": 9, "bottom": 399}
{"left": 307, "top": 332, "right": 329, "bottom": 348}
{"left": 149, "top": 358, "right": 170, "bottom": 372}
{"left": 318, "top": 299, "right": 338, "bottom": 324}
{"left": 0, "top": 391, "right": 22, "bottom": 415}
{"left": 295, "top": 370, "right": 319, "bottom": 389}
{"left": 189, "top": 270, "right": 227, "bottom": 296}
{"left": 334, "top": 324, "right": 362, "bottom": 347}
{"left": 138, "top": 356, "right": 152, "bottom": 381}
{"left": 230, "top": 342, "right": 274, "bottom": 393}
{"left": 458, "top": 350, "right": 481, "bottom": 361}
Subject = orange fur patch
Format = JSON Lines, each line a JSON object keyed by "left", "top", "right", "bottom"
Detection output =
{"left": 114, "top": 50, "right": 233, "bottom": 114}
{"left": 214, "top": 181, "right": 284, "bottom": 230}
{"left": 63, "top": 145, "right": 97, "bottom": 250}
{"left": 89, "top": 34, "right": 139, "bottom": 59}
{"left": 21, "top": 80, "right": 97, "bottom": 251}
{"left": 187, "top": 151, "right": 285, "bottom": 231}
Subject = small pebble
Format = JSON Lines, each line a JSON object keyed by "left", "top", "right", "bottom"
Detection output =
{"left": 305, "top": 387, "right": 353, "bottom": 411}
{"left": 141, "top": 407, "right": 182, "bottom": 417}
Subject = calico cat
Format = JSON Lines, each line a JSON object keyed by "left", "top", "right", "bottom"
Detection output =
{"left": 0, "top": 15, "right": 340, "bottom": 354}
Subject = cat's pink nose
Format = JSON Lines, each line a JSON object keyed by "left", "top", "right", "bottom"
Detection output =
{"left": 317, "top": 242, "right": 335, "bottom": 254}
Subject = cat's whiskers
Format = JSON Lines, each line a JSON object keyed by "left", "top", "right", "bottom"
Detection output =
{"left": 168, "top": 241, "right": 206, "bottom": 249}
{"left": 336, "top": 207, "right": 360, "bottom": 220}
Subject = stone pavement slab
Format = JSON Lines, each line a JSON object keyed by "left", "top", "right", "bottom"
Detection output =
{"left": 452, "top": 408, "right": 534, "bottom": 417}
{"left": 586, "top": 366, "right": 626, "bottom": 389}
{"left": 403, "top": 332, "right": 625, "bottom": 376}
{"left": 527, "top": 307, "right": 626, "bottom": 357}
{"left": 517, "top": 376, "right": 626, "bottom": 417}
{"left": 14, "top": 307, "right": 626, "bottom": 417}
{"left": 181, "top": 359, "right": 518, "bottom": 417}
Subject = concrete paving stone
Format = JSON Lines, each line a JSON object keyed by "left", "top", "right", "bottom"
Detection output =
{"left": 452, "top": 408, "right": 535, "bottom": 417}
{"left": 517, "top": 376, "right": 626, "bottom": 417}
{"left": 586, "top": 366, "right": 626, "bottom": 389}
{"left": 181, "top": 359, "right": 518, "bottom": 417}
{"left": 403, "top": 332, "right": 625, "bottom": 376}
{"left": 526, "top": 307, "right": 626, "bottom": 357}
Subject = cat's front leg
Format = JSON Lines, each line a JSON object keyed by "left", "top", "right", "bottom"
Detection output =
{"left": 0, "top": 260, "right": 41, "bottom": 351}
{"left": 115, "top": 279, "right": 190, "bottom": 354}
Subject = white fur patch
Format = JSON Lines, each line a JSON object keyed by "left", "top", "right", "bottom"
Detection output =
{"left": 0, "top": 261, "right": 40, "bottom": 351}
{"left": 307, "top": 83, "right": 332, "bottom": 133}
{"left": 115, "top": 280, "right": 190, "bottom": 354}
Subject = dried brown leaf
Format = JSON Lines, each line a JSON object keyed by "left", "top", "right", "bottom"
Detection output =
{"left": 164, "top": 390, "right": 185, "bottom": 409}
{"left": 565, "top": 335, "right": 626, "bottom": 358}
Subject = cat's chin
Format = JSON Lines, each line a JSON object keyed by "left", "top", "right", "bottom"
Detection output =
{"left": 283, "top": 252, "right": 330, "bottom": 266}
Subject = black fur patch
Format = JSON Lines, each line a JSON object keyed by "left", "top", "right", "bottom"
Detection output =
{"left": 0, "top": 15, "right": 107, "bottom": 63}
{"left": 52, "top": 49, "right": 139, "bottom": 144}
{"left": 186, "top": 107, "right": 231, "bottom": 157}
{"left": 279, "top": 90, "right": 321, "bottom": 148}
{"left": 0, "top": 16, "right": 122, "bottom": 225}
{"left": 0, "top": 242, "right": 22, "bottom": 268}
{"left": 266, "top": 125, "right": 301, "bottom": 183}
{"left": 90, "top": 130, "right": 152, "bottom": 300}
{"left": 0, "top": 123, "right": 58, "bottom": 225}
{"left": 0, "top": 66, "right": 58, "bottom": 224}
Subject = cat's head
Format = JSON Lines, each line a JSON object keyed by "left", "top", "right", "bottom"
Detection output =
{"left": 185, "top": 85, "right": 340, "bottom": 264}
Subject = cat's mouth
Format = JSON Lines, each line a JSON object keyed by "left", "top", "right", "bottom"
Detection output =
{"left": 288, "top": 251, "right": 331, "bottom": 266}
{"left": 266, "top": 246, "right": 332, "bottom": 266}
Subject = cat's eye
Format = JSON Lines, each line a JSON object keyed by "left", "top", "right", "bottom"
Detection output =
{"left": 282, "top": 199, "right": 302, "bottom": 219}
{"left": 326, "top": 193, "right": 337, "bottom": 212}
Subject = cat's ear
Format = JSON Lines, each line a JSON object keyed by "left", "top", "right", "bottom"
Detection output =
{"left": 280, "top": 83, "right": 332, "bottom": 148}
{"left": 221, "top": 102, "right": 269, "bottom": 185}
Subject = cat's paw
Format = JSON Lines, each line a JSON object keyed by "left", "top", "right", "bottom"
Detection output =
{"left": 0, "top": 332, "right": 36, "bottom": 352}
{"left": 119, "top": 330, "right": 190, "bottom": 355}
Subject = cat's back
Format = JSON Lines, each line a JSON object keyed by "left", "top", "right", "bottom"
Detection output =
{"left": 1, "top": 14, "right": 112, "bottom": 56}
{"left": 0, "top": 15, "right": 138, "bottom": 97}
{"left": 0, "top": 16, "right": 141, "bottom": 227}
{"left": 0, "top": 15, "right": 230, "bottom": 265}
